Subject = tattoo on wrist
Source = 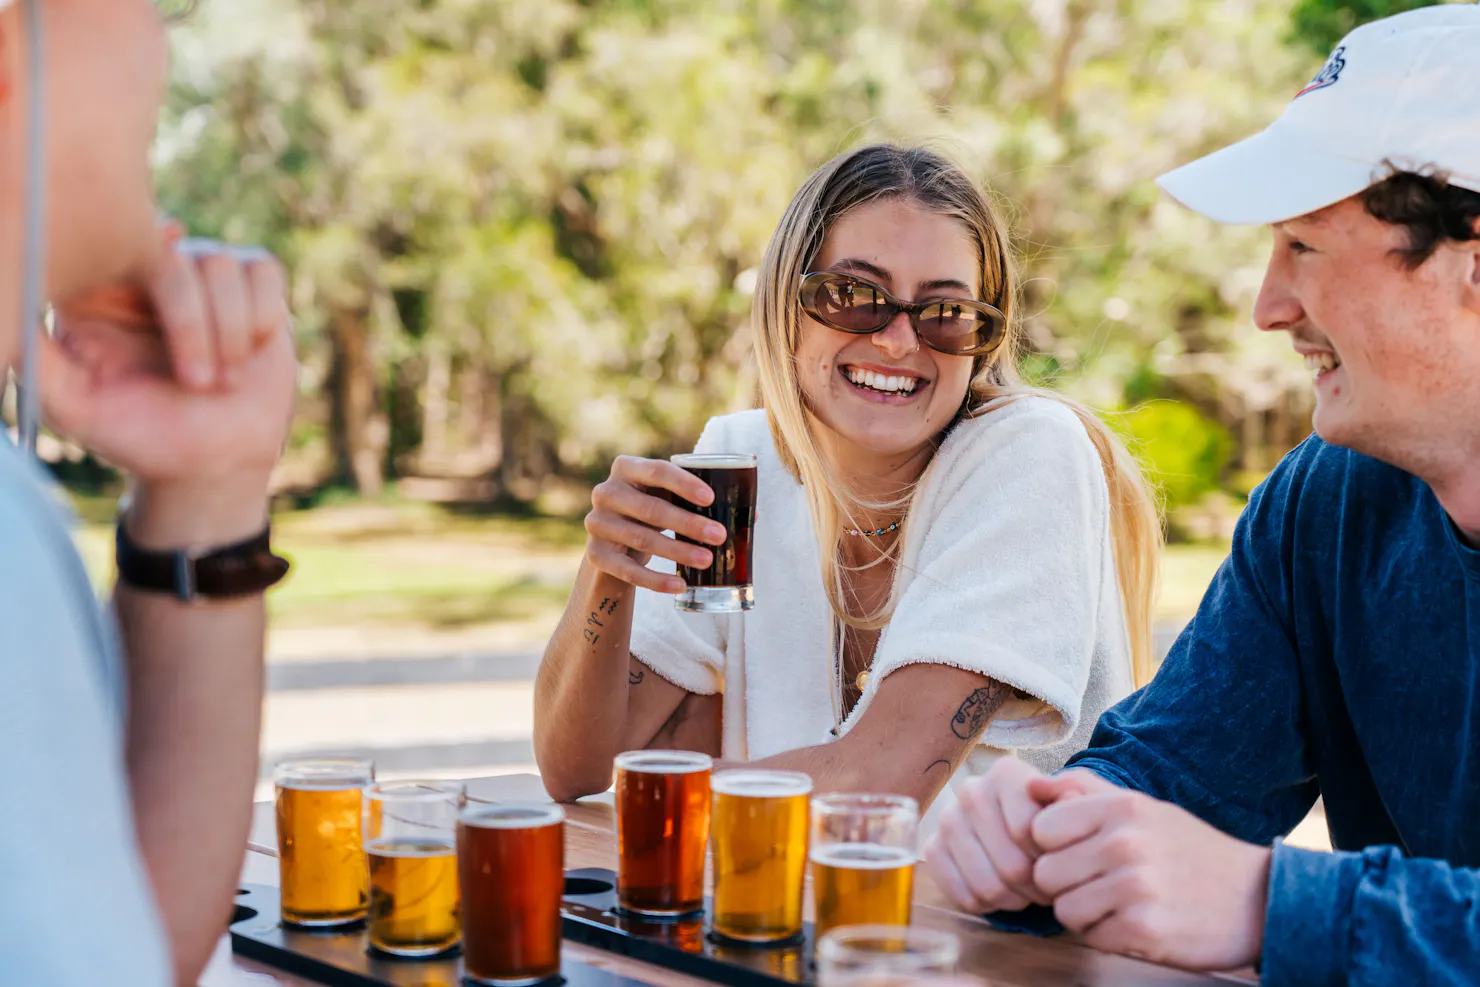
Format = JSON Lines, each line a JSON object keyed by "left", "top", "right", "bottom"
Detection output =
{"left": 922, "top": 758, "right": 951, "bottom": 777}
{"left": 629, "top": 669, "right": 645, "bottom": 686}
{"left": 950, "top": 682, "right": 1009, "bottom": 740}
{"left": 598, "top": 596, "right": 619, "bottom": 616}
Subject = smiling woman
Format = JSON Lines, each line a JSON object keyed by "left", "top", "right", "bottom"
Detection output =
{"left": 533, "top": 144, "right": 1162, "bottom": 814}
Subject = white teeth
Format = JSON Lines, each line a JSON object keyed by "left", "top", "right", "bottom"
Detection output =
{"left": 846, "top": 368, "right": 919, "bottom": 394}
{"left": 1302, "top": 352, "right": 1340, "bottom": 375}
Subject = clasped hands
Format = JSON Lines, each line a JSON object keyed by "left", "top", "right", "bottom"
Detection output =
{"left": 922, "top": 758, "right": 1272, "bottom": 972}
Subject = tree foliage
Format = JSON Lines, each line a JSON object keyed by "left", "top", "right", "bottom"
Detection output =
{"left": 155, "top": 1, "right": 1351, "bottom": 503}
{"left": 1289, "top": 0, "right": 1450, "bottom": 55}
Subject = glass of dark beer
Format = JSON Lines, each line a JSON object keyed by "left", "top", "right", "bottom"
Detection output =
{"left": 668, "top": 452, "right": 757, "bottom": 613}
{"left": 614, "top": 749, "right": 712, "bottom": 916}
{"left": 458, "top": 803, "right": 565, "bottom": 986}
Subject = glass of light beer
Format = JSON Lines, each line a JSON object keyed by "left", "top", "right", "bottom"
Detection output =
{"left": 274, "top": 756, "right": 374, "bottom": 927}
{"left": 458, "top": 803, "right": 565, "bottom": 986}
{"left": 669, "top": 453, "right": 757, "bottom": 613}
{"left": 809, "top": 793, "right": 918, "bottom": 938}
{"left": 816, "top": 926, "right": 960, "bottom": 987}
{"left": 710, "top": 769, "right": 812, "bottom": 943}
{"left": 363, "top": 780, "right": 465, "bottom": 957}
{"left": 614, "top": 750, "right": 712, "bottom": 916}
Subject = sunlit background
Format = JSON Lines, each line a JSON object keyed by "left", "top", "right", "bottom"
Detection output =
{"left": 24, "top": 1, "right": 1460, "bottom": 825}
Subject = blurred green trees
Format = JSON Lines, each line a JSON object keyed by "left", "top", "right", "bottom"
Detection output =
{"left": 145, "top": 0, "right": 1453, "bottom": 516}
{"left": 1290, "top": 0, "right": 1447, "bottom": 53}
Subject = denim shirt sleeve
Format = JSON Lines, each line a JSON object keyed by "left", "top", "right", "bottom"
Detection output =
{"left": 1064, "top": 456, "right": 1321, "bottom": 842}
{"left": 1264, "top": 842, "right": 1480, "bottom": 987}
{"left": 986, "top": 450, "right": 1327, "bottom": 938}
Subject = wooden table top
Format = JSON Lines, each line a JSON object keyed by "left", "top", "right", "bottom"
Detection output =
{"left": 202, "top": 773, "right": 1254, "bottom": 987}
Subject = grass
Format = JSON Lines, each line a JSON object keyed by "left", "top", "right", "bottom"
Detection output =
{"left": 73, "top": 497, "right": 588, "bottom": 633}
{"left": 72, "top": 495, "right": 1229, "bottom": 642}
{"left": 1157, "top": 543, "right": 1230, "bottom": 622}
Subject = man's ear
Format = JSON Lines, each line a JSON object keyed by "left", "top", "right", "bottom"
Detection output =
{"left": 1463, "top": 219, "right": 1480, "bottom": 317}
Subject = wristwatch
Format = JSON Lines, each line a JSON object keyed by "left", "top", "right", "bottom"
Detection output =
{"left": 115, "top": 520, "right": 291, "bottom": 602}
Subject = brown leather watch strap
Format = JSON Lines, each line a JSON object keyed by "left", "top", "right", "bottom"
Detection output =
{"left": 115, "top": 522, "right": 290, "bottom": 601}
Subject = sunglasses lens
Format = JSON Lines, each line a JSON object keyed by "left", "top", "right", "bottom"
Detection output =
{"left": 813, "top": 277, "right": 892, "bottom": 332}
{"left": 919, "top": 301, "right": 1000, "bottom": 354}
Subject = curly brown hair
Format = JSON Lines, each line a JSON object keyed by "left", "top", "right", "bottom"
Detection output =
{"left": 1362, "top": 168, "right": 1480, "bottom": 269}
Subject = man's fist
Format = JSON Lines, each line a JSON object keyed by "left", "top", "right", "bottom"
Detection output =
{"left": 923, "top": 757, "right": 1056, "bottom": 913}
{"left": 41, "top": 228, "right": 296, "bottom": 546}
{"left": 1027, "top": 770, "right": 1271, "bottom": 972}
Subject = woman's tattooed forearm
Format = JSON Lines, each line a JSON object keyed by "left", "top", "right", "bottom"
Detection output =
{"left": 584, "top": 597, "right": 622, "bottom": 646}
{"left": 950, "top": 682, "right": 1010, "bottom": 740}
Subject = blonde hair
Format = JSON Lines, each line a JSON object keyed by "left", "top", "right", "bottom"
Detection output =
{"left": 752, "top": 144, "right": 1163, "bottom": 687}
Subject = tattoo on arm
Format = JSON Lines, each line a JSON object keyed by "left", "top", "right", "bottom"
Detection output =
{"left": 629, "top": 669, "right": 645, "bottom": 686}
{"left": 922, "top": 758, "right": 951, "bottom": 777}
{"left": 950, "top": 682, "right": 1010, "bottom": 740}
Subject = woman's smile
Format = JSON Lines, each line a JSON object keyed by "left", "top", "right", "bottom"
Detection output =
{"left": 838, "top": 361, "right": 932, "bottom": 404}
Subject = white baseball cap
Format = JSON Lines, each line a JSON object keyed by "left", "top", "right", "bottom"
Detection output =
{"left": 1157, "top": 4, "right": 1480, "bottom": 225}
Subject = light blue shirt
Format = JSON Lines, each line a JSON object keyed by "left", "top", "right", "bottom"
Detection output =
{"left": 0, "top": 439, "right": 170, "bottom": 983}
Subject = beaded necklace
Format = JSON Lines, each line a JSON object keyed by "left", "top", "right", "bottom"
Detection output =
{"left": 843, "top": 520, "right": 900, "bottom": 537}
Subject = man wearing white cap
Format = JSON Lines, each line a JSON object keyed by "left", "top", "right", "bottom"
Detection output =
{"left": 924, "top": 5, "right": 1480, "bottom": 984}
{"left": 0, "top": 1, "right": 296, "bottom": 984}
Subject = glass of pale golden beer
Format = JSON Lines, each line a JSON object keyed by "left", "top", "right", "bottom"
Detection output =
{"left": 710, "top": 769, "right": 812, "bottom": 943}
{"left": 457, "top": 803, "right": 565, "bottom": 985}
{"left": 816, "top": 926, "right": 960, "bottom": 987}
{"left": 274, "top": 756, "right": 375, "bottom": 927}
{"left": 363, "top": 780, "right": 466, "bottom": 957}
{"left": 614, "top": 750, "right": 713, "bottom": 917}
{"left": 808, "top": 793, "right": 918, "bottom": 938}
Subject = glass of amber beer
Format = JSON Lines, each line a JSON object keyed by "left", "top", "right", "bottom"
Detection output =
{"left": 669, "top": 453, "right": 757, "bottom": 613}
{"left": 816, "top": 926, "right": 960, "bottom": 987}
{"left": 710, "top": 769, "right": 812, "bottom": 943}
{"left": 458, "top": 803, "right": 565, "bottom": 985}
{"left": 364, "top": 780, "right": 465, "bottom": 957}
{"left": 809, "top": 793, "right": 918, "bottom": 938}
{"left": 274, "top": 756, "right": 375, "bottom": 927}
{"left": 614, "top": 750, "right": 713, "bottom": 916}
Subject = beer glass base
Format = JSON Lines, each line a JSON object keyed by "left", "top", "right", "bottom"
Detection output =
{"left": 280, "top": 913, "right": 367, "bottom": 930}
{"left": 368, "top": 941, "right": 461, "bottom": 959}
{"left": 708, "top": 928, "right": 804, "bottom": 949}
{"left": 674, "top": 584, "right": 753, "bottom": 613}
{"left": 615, "top": 903, "right": 705, "bottom": 921}
{"left": 462, "top": 973, "right": 561, "bottom": 987}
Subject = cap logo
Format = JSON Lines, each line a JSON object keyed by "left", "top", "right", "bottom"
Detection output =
{"left": 1295, "top": 45, "right": 1346, "bottom": 98}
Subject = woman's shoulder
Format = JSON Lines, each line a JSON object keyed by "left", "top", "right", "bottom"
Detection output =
{"left": 694, "top": 408, "right": 775, "bottom": 459}
{"left": 938, "top": 394, "right": 1101, "bottom": 476}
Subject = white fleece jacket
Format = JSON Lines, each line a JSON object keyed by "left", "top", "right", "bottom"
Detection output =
{"left": 629, "top": 397, "right": 1134, "bottom": 792}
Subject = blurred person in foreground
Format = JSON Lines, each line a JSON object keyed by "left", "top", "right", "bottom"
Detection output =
{"left": 924, "top": 7, "right": 1480, "bottom": 984}
{"left": 0, "top": 0, "right": 296, "bottom": 983}
{"left": 535, "top": 143, "right": 1162, "bottom": 816}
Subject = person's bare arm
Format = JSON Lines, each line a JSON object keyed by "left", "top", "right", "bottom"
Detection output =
{"left": 42, "top": 238, "right": 297, "bottom": 983}
{"left": 719, "top": 663, "right": 1011, "bottom": 809}
{"left": 534, "top": 564, "right": 695, "bottom": 799}
{"left": 533, "top": 455, "right": 727, "bottom": 801}
{"left": 115, "top": 486, "right": 271, "bottom": 985}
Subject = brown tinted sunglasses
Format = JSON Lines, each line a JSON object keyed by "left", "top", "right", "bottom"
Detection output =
{"left": 799, "top": 271, "right": 1007, "bottom": 357}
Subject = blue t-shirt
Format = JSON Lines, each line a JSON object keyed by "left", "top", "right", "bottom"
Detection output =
{"left": 1067, "top": 437, "right": 1480, "bottom": 986}
{"left": 0, "top": 439, "right": 170, "bottom": 983}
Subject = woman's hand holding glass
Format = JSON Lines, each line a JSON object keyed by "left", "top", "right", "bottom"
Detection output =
{"left": 585, "top": 455, "right": 729, "bottom": 593}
